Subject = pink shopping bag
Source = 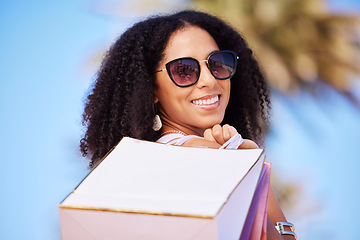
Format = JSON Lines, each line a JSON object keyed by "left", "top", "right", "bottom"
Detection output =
{"left": 240, "top": 162, "right": 271, "bottom": 240}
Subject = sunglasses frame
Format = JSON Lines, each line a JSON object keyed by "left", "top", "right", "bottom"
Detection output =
{"left": 156, "top": 50, "right": 239, "bottom": 87}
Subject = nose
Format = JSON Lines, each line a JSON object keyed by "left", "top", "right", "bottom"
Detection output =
{"left": 196, "top": 60, "right": 217, "bottom": 89}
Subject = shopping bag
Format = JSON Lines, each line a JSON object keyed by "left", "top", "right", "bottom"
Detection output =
{"left": 59, "top": 137, "right": 267, "bottom": 240}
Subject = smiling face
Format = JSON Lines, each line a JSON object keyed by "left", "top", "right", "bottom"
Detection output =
{"left": 154, "top": 26, "right": 231, "bottom": 136}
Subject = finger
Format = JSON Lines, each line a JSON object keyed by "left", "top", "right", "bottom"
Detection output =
{"left": 238, "top": 139, "right": 259, "bottom": 149}
{"left": 212, "top": 124, "right": 225, "bottom": 144}
{"left": 204, "top": 128, "right": 216, "bottom": 142}
{"left": 228, "top": 126, "right": 238, "bottom": 137}
{"left": 222, "top": 124, "right": 231, "bottom": 142}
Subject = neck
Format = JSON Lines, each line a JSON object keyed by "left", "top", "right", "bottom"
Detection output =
{"left": 160, "top": 120, "right": 204, "bottom": 137}
{"left": 160, "top": 129, "right": 187, "bottom": 137}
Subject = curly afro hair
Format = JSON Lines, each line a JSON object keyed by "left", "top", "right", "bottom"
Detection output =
{"left": 80, "top": 10, "right": 271, "bottom": 168}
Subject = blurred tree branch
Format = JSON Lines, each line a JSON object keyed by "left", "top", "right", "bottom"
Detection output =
{"left": 189, "top": 0, "right": 360, "bottom": 107}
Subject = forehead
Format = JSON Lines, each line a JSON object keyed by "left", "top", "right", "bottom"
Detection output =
{"left": 162, "top": 26, "right": 219, "bottom": 62}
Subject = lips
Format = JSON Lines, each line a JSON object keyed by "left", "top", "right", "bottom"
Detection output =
{"left": 191, "top": 95, "right": 219, "bottom": 106}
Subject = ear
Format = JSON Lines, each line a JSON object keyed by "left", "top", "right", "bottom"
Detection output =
{"left": 154, "top": 95, "right": 159, "bottom": 104}
{"left": 153, "top": 86, "right": 159, "bottom": 104}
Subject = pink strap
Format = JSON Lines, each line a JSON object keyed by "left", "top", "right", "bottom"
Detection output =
{"left": 157, "top": 133, "right": 244, "bottom": 149}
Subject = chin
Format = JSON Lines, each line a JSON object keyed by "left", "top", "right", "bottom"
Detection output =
{"left": 199, "top": 118, "right": 224, "bottom": 129}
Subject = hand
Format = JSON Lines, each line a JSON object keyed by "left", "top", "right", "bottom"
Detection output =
{"left": 203, "top": 124, "right": 237, "bottom": 145}
{"left": 203, "top": 124, "right": 259, "bottom": 149}
{"left": 239, "top": 139, "right": 259, "bottom": 149}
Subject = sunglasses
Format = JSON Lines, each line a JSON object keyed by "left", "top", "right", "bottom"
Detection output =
{"left": 155, "top": 50, "right": 238, "bottom": 87}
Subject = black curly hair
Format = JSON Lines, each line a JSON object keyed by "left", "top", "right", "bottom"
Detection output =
{"left": 80, "top": 10, "right": 271, "bottom": 168}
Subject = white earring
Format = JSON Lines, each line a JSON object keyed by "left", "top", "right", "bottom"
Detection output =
{"left": 153, "top": 114, "right": 162, "bottom": 131}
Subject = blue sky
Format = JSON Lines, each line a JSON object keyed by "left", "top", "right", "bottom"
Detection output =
{"left": 0, "top": 1, "right": 359, "bottom": 239}
{"left": 0, "top": 1, "right": 111, "bottom": 239}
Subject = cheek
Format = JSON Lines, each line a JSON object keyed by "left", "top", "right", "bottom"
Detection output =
{"left": 221, "top": 80, "right": 231, "bottom": 100}
{"left": 221, "top": 82, "right": 231, "bottom": 112}
{"left": 160, "top": 89, "right": 190, "bottom": 109}
{"left": 155, "top": 80, "right": 191, "bottom": 110}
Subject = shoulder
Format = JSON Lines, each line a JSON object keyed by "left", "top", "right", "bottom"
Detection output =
{"left": 238, "top": 139, "right": 259, "bottom": 149}
{"left": 157, "top": 133, "right": 221, "bottom": 149}
{"left": 181, "top": 137, "right": 221, "bottom": 149}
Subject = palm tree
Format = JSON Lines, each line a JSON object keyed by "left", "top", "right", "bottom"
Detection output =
{"left": 187, "top": 0, "right": 360, "bottom": 209}
{"left": 189, "top": 0, "right": 360, "bottom": 106}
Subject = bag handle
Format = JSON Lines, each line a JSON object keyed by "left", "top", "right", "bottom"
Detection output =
{"left": 165, "top": 133, "right": 244, "bottom": 149}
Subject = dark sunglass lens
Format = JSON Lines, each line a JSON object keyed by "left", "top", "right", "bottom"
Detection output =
{"left": 209, "top": 52, "right": 236, "bottom": 79}
{"left": 168, "top": 59, "right": 199, "bottom": 86}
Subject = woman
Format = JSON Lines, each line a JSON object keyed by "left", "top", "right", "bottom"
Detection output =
{"left": 80, "top": 10, "right": 296, "bottom": 239}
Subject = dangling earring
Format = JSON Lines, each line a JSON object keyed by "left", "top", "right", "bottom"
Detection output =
{"left": 153, "top": 114, "right": 162, "bottom": 131}
{"left": 152, "top": 103, "right": 162, "bottom": 131}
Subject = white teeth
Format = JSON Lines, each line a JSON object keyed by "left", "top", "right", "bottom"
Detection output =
{"left": 192, "top": 95, "right": 219, "bottom": 106}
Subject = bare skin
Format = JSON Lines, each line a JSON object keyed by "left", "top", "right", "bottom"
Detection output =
{"left": 182, "top": 124, "right": 259, "bottom": 149}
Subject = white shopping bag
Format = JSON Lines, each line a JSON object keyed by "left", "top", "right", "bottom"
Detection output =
{"left": 59, "top": 137, "right": 266, "bottom": 240}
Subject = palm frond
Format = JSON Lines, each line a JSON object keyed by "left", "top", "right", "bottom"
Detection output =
{"left": 190, "top": 0, "right": 360, "bottom": 104}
